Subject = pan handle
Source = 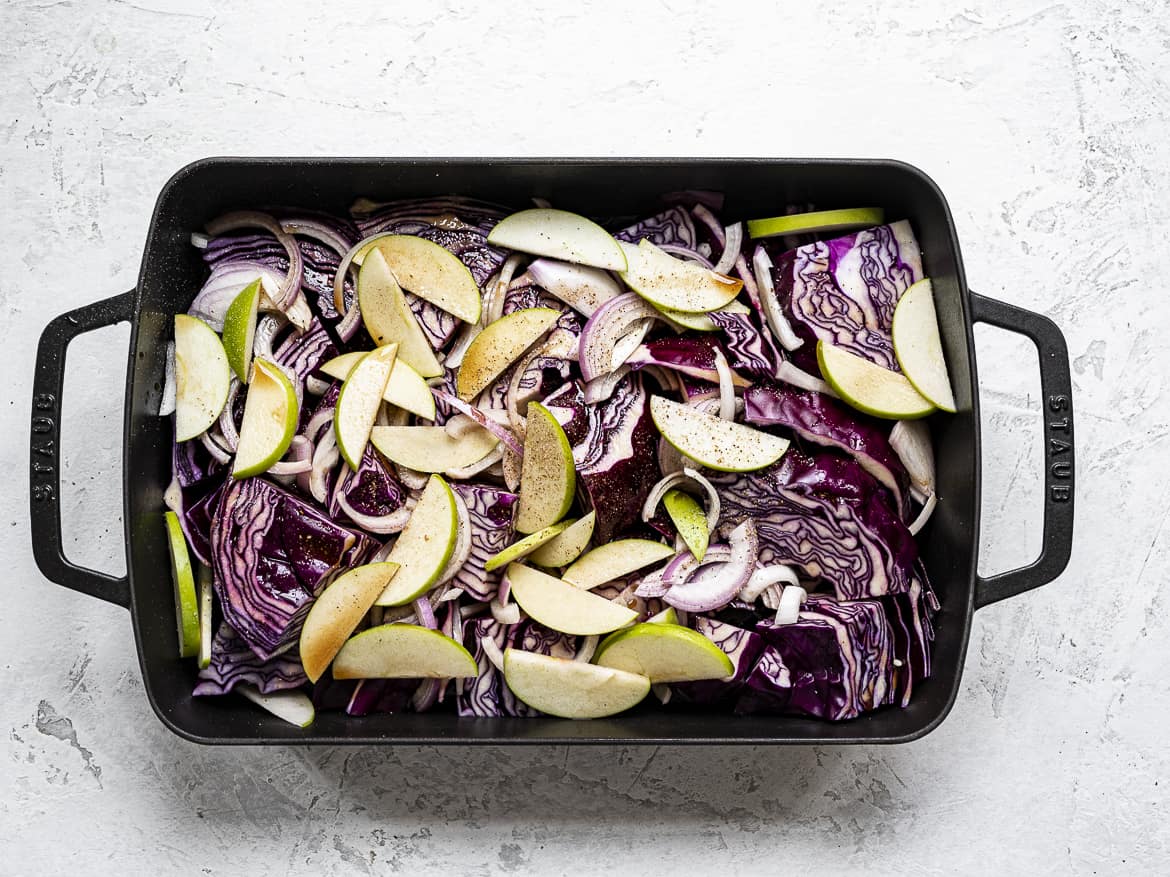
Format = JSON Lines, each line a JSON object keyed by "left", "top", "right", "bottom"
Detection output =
{"left": 970, "top": 292, "right": 1074, "bottom": 609}
{"left": 30, "top": 292, "right": 135, "bottom": 609}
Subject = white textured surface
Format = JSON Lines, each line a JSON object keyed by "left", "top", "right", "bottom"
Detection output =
{"left": 2, "top": 0, "right": 1167, "bottom": 873}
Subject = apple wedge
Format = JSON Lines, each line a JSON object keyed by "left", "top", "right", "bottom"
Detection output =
{"left": 646, "top": 607, "right": 679, "bottom": 625}
{"left": 650, "top": 395, "right": 790, "bottom": 473}
{"left": 197, "top": 563, "right": 214, "bottom": 669}
{"left": 506, "top": 563, "right": 638, "bottom": 636}
{"left": 515, "top": 401, "right": 576, "bottom": 534}
{"left": 358, "top": 247, "right": 443, "bottom": 378}
{"left": 456, "top": 308, "right": 560, "bottom": 401}
{"left": 663, "top": 488, "right": 708, "bottom": 561}
{"left": 173, "top": 314, "right": 232, "bottom": 442}
{"left": 334, "top": 344, "right": 399, "bottom": 470}
{"left": 593, "top": 622, "right": 734, "bottom": 683}
{"left": 620, "top": 239, "right": 742, "bottom": 314}
{"left": 164, "top": 511, "right": 200, "bottom": 659}
{"left": 527, "top": 511, "right": 596, "bottom": 567}
{"left": 487, "top": 208, "right": 627, "bottom": 271}
{"left": 299, "top": 562, "right": 401, "bottom": 682}
{"left": 746, "top": 207, "right": 885, "bottom": 239}
{"left": 233, "top": 359, "right": 299, "bottom": 479}
{"left": 376, "top": 475, "right": 458, "bottom": 606}
{"left": 320, "top": 352, "right": 436, "bottom": 420}
{"left": 892, "top": 279, "right": 957, "bottom": 413}
{"left": 503, "top": 648, "right": 650, "bottom": 719}
{"left": 221, "top": 278, "right": 262, "bottom": 382}
{"left": 817, "top": 341, "right": 936, "bottom": 420}
{"left": 366, "top": 235, "right": 481, "bottom": 323}
{"left": 236, "top": 685, "right": 315, "bottom": 728}
{"left": 657, "top": 299, "right": 751, "bottom": 332}
{"left": 333, "top": 624, "right": 478, "bottom": 679}
{"left": 561, "top": 539, "right": 675, "bottom": 590}
{"left": 370, "top": 425, "right": 498, "bottom": 474}
{"left": 484, "top": 519, "right": 575, "bottom": 572}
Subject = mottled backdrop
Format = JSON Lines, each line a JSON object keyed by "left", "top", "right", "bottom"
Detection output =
{"left": 1, "top": 0, "right": 1166, "bottom": 873}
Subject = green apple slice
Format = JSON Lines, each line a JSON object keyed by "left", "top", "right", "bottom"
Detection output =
{"left": 375, "top": 475, "right": 458, "bottom": 606}
{"left": 299, "top": 562, "right": 401, "bottom": 682}
{"left": 367, "top": 235, "right": 481, "bottom": 323}
{"left": 163, "top": 511, "right": 200, "bottom": 658}
{"left": 369, "top": 425, "right": 498, "bottom": 473}
{"left": 646, "top": 607, "right": 679, "bottom": 625}
{"left": 333, "top": 624, "right": 478, "bottom": 679}
{"left": 197, "top": 563, "right": 213, "bottom": 669}
{"left": 503, "top": 648, "right": 650, "bottom": 719}
{"left": 358, "top": 247, "right": 443, "bottom": 378}
{"left": 221, "top": 278, "right": 262, "bottom": 382}
{"left": 484, "top": 520, "right": 575, "bottom": 572}
{"left": 892, "top": 278, "right": 957, "bottom": 413}
{"left": 487, "top": 208, "right": 627, "bottom": 271}
{"left": 233, "top": 359, "right": 299, "bottom": 479}
{"left": 320, "top": 352, "right": 436, "bottom": 420}
{"left": 515, "top": 401, "right": 576, "bottom": 534}
{"left": 649, "top": 395, "right": 790, "bottom": 473}
{"left": 236, "top": 685, "right": 315, "bottom": 728}
{"left": 657, "top": 299, "right": 751, "bottom": 332}
{"left": 506, "top": 563, "right": 638, "bottom": 635}
{"left": 620, "top": 239, "right": 742, "bottom": 314}
{"left": 746, "top": 207, "right": 885, "bottom": 239}
{"left": 663, "top": 488, "right": 709, "bottom": 561}
{"left": 527, "top": 511, "right": 596, "bottom": 567}
{"left": 334, "top": 344, "right": 399, "bottom": 470}
{"left": 593, "top": 622, "right": 734, "bottom": 683}
{"left": 173, "top": 314, "right": 232, "bottom": 442}
{"left": 562, "top": 539, "right": 675, "bottom": 590}
{"left": 456, "top": 308, "right": 560, "bottom": 401}
{"left": 817, "top": 341, "right": 936, "bottom": 420}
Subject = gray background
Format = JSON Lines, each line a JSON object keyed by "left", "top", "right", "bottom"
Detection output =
{"left": 2, "top": 0, "right": 1166, "bottom": 873}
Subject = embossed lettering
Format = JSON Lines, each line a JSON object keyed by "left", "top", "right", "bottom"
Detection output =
{"left": 1049, "top": 438, "right": 1071, "bottom": 455}
{"left": 1047, "top": 395, "right": 1069, "bottom": 413}
{"left": 1051, "top": 461, "right": 1072, "bottom": 479}
{"left": 31, "top": 484, "right": 54, "bottom": 502}
{"left": 1049, "top": 417, "right": 1070, "bottom": 435}
{"left": 34, "top": 393, "right": 55, "bottom": 411}
{"left": 31, "top": 416, "right": 54, "bottom": 434}
{"left": 1051, "top": 485, "right": 1071, "bottom": 502}
{"left": 31, "top": 460, "right": 53, "bottom": 474}
{"left": 33, "top": 440, "right": 54, "bottom": 458}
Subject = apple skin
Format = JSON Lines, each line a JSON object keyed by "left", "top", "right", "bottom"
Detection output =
{"left": 503, "top": 648, "right": 650, "bottom": 719}
{"left": 593, "top": 622, "right": 734, "bottom": 683}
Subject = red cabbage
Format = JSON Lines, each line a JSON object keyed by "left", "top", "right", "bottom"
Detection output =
{"left": 458, "top": 617, "right": 531, "bottom": 717}
{"left": 211, "top": 478, "right": 372, "bottom": 659}
{"left": 672, "top": 617, "right": 765, "bottom": 707}
{"left": 451, "top": 483, "right": 519, "bottom": 602}
{"left": 542, "top": 374, "right": 661, "bottom": 544}
{"left": 275, "top": 318, "right": 337, "bottom": 389}
{"left": 329, "top": 444, "right": 407, "bottom": 522}
{"left": 193, "top": 622, "right": 308, "bottom": 696}
{"left": 615, "top": 207, "right": 698, "bottom": 249}
{"left": 765, "top": 221, "right": 923, "bottom": 371}
{"left": 170, "top": 439, "right": 227, "bottom": 565}
{"left": 708, "top": 310, "right": 781, "bottom": 379}
{"left": 624, "top": 336, "right": 749, "bottom": 386}
{"left": 744, "top": 382, "right": 911, "bottom": 519}
{"left": 407, "top": 293, "right": 460, "bottom": 351}
{"left": 346, "top": 678, "right": 418, "bottom": 716}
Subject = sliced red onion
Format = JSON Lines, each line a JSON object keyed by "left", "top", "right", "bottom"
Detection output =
{"left": 206, "top": 212, "right": 306, "bottom": 328}
{"left": 658, "top": 244, "right": 715, "bottom": 269}
{"left": 490, "top": 593, "right": 521, "bottom": 626}
{"left": 740, "top": 564, "right": 801, "bottom": 603}
{"left": 527, "top": 258, "right": 623, "bottom": 317}
{"left": 187, "top": 263, "right": 285, "bottom": 332}
{"left": 657, "top": 435, "right": 694, "bottom": 477}
{"left": 445, "top": 445, "right": 505, "bottom": 480}
{"left": 190, "top": 232, "right": 211, "bottom": 249}
{"left": 575, "top": 635, "right": 599, "bottom": 663}
{"left": 890, "top": 419, "right": 936, "bottom": 502}
{"left": 775, "top": 585, "right": 808, "bottom": 625}
{"left": 908, "top": 491, "right": 938, "bottom": 536}
{"left": 396, "top": 465, "right": 430, "bottom": 491}
{"left": 584, "top": 365, "right": 632, "bottom": 405}
{"left": 486, "top": 254, "right": 523, "bottom": 325}
{"left": 335, "top": 492, "right": 412, "bottom": 534}
{"left": 216, "top": 379, "right": 242, "bottom": 452}
{"left": 579, "top": 294, "right": 661, "bottom": 381}
{"left": 159, "top": 342, "right": 176, "bottom": 417}
{"left": 199, "top": 430, "right": 233, "bottom": 465}
{"left": 640, "top": 364, "right": 681, "bottom": 397}
{"left": 640, "top": 468, "right": 721, "bottom": 533}
{"left": 279, "top": 218, "right": 350, "bottom": 258}
{"left": 480, "top": 635, "right": 506, "bottom": 672}
{"left": 713, "top": 222, "right": 743, "bottom": 275}
{"left": 411, "top": 679, "right": 440, "bottom": 712}
{"left": 711, "top": 348, "right": 736, "bottom": 421}
{"left": 505, "top": 328, "right": 577, "bottom": 435}
{"left": 761, "top": 584, "right": 782, "bottom": 610}
{"left": 652, "top": 683, "right": 672, "bottom": 705}
{"left": 662, "top": 544, "right": 732, "bottom": 588}
{"left": 433, "top": 390, "right": 522, "bottom": 455}
{"left": 663, "top": 520, "right": 758, "bottom": 612}
{"left": 252, "top": 313, "right": 286, "bottom": 363}
{"left": 310, "top": 429, "right": 340, "bottom": 503}
{"left": 268, "top": 435, "right": 313, "bottom": 475}
{"left": 634, "top": 566, "right": 671, "bottom": 598}
{"left": 304, "top": 405, "right": 335, "bottom": 444}
{"left": 776, "top": 359, "right": 837, "bottom": 397}
{"left": 332, "top": 233, "right": 385, "bottom": 314}
{"left": 750, "top": 246, "right": 803, "bottom": 352}
{"left": 435, "top": 487, "right": 473, "bottom": 585}
{"left": 413, "top": 596, "right": 438, "bottom": 630}
{"left": 691, "top": 205, "right": 761, "bottom": 309}
{"left": 462, "top": 601, "right": 489, "bottom": 620}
